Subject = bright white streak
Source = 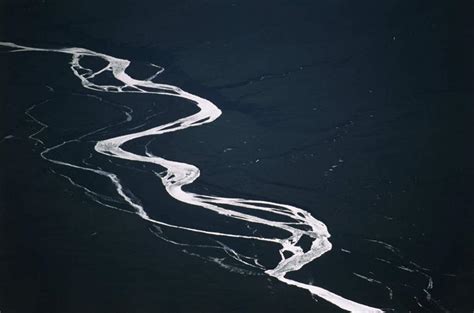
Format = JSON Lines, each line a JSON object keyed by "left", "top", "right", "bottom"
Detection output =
{"left": 0, "top": 41, "right": 383, "bottom": 313}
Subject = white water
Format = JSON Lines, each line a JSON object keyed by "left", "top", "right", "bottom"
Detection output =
{"left": 0, "top": 41, "right": 384, "bottom": 313}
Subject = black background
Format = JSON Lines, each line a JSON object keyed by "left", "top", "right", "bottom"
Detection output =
{"left": 1, "top": 1, "right": 473, "bottom": 312}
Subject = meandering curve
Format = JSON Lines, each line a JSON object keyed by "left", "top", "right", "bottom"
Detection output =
{"left": 0, "top": 42, "right": 383, "bottom": 313}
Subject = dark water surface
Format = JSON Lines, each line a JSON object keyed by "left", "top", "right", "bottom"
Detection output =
{"left": 0, "top": 1, "right": 473, "bottom": 312}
